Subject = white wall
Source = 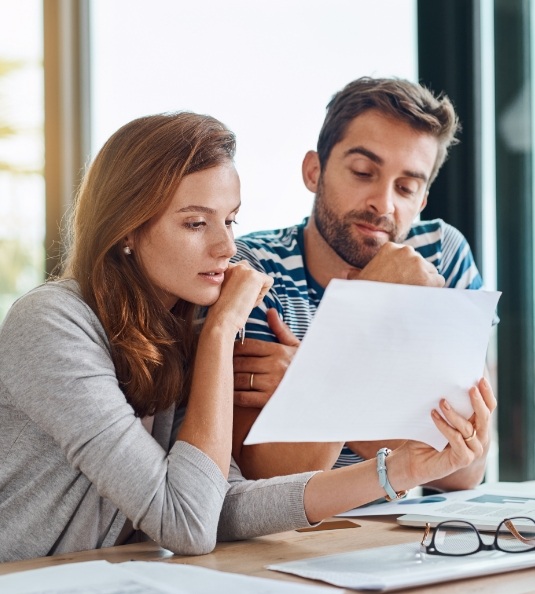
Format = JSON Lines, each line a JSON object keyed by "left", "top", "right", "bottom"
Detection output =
{"left": 90, "top": 0, "right": 417, "bottom": 236}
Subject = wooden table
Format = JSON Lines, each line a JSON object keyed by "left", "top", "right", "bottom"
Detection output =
{"left": 2, "top": 517, "right": 535, "bottom": 593}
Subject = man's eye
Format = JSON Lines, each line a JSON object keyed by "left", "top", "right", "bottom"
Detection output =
{"left": 352, "top": 170, "right": 372, "bottom": 178}
{"left": 397, "top": 181, "right": 419, "bottom": 196}
{"left": 225, "top": 219, "right": 238, "bottom": 228}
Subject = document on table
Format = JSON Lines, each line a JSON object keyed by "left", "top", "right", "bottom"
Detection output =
{"left": 337, "top": 481, "right": 535, "bottom": 531}
{"left": 269, "top": 541, "right": 535, "bottom": 592}
{"left": 244, "top": 280, "right": 500, "bottom": 451}
{"left": 0, "top": 560, "right": 338, "bottom": 594}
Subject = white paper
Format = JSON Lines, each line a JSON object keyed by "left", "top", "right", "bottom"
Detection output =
{"left": 337, "top": 489, "right": 479, "bottom": 517}
{"left": 124, "top": 562, "right": 337, "bottom": 593}
{"left": 245, "top": 280, "right": 500, "bottom": 451}
{"left": 0, "top": 560, "right": 337, "bottom": 594}
{"left": 337, "top": 481, "right": 535, "bottom": 531}
{"left": 268, "top": 542, "right": 535, "bottom": 592}
{"left": 0, "top": 561, "right": 181, "bottom": 594}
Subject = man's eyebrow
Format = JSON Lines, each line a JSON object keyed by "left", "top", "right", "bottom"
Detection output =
{"left": 344, "top": 146, "right": 384, "bottom": 165}
{"left": 344, "top": 146, "right": 429, "bottom": 183}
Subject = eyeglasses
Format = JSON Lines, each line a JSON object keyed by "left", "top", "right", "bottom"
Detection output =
{"left": 420, "top": 517, "right": 535, "bottom": 556}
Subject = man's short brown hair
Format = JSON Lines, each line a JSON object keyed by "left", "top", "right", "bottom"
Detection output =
{"left": 317, "top": 77, "right": 460, "bottom": 185}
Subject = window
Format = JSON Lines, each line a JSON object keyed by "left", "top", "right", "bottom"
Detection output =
{"left": 90, "top": 0, "right": 417, "bottom": 236}
{"left": 0, "top": 0, "right": 44, "bottom": 320}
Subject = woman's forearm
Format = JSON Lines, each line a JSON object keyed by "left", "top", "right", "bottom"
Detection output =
{"left": 177, "top": 320, "right": 236, "bottom": 476}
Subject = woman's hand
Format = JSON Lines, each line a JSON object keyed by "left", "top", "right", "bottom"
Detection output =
{"left": 390, "top": 377, "right": 497, "bottom": 491}
{"left": 205, "top": 261, "right": 273, "bottom": 335}
{"left": 181, "top": 262, "right": 271, "bottom": 475}
{"left": 303, "top": 378, "right": 496, "bottom": 523}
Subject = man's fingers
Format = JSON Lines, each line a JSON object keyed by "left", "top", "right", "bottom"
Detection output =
{"left": 346, "top": 268, "right": 362, "bottom": 280}
{"left": 266, "top": 308, "right": 300, "bottom": 347}
{"left": 234, "top": 390, "right": 270, "bottom": 408}
{"left": 234, "top": 338, "right": 278, "bottom": 356}
{"left": 234, "top": 371, "right": 256, "bottom": 390}
{"left": 429, "top": 270, "right": 446, "bottom": 287}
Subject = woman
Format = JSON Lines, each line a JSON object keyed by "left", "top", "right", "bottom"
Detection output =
{"left": 0, "top": 112, "right": 495, "bottom": 562}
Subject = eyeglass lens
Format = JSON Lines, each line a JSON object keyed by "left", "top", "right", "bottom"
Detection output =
{"left": 497, "top": 517, "right": 535, "bottom": 552}
{"left": 433, "top": 522, "right": 481, "bottom": 555}
{"left": 433, "top": 517, "right": 535, "bottom": 555}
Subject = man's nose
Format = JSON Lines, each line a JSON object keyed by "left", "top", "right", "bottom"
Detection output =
{"left": 366, "top": 182, "right": 395, "bottom": 215}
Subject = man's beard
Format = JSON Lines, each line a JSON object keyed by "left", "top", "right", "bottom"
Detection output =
{"left": 313, "top": 182, "right": 406, "bottom": 269}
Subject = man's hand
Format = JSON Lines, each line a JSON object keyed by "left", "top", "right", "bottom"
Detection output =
{"left": 349, "top": 242, "right": 445, "bottom": 287}
{"left": 232, "top": 311, "right": 343, "bottom": 478}
{"left": 233, "top": 309, "right": 300, "bottom": 408}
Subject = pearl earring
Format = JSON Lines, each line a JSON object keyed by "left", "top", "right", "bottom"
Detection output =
{"left": 124, "top": 245, "right": 132, "bottom": 255}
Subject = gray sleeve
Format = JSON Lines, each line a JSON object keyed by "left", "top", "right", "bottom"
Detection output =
{"left": 218, "top": 458, "right": 319, "bottom": 541}
{"left": 0, "top": 285, "right": 229, "bottom": 555}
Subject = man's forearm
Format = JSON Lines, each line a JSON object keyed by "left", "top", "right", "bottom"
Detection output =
{"left": 235, "top": 441, "right": 345, "bottom": 480}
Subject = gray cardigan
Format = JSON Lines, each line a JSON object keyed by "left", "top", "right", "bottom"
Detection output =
{"left": 0, "top": 281, "right": 315, "bottom": 562}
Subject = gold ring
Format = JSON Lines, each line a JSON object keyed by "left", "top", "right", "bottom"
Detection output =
{"left": 249, "top": 373, "right": 255, "bottom": 391}
{"left": 463, "top": 427, "right": 477, "bottom": 443}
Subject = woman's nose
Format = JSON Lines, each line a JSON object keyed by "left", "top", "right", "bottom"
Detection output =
{"left": 211, "top": 227, "right": 237, "bottom": 259}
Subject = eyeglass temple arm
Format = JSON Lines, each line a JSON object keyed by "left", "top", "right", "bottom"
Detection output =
{"left": 421, "top": 523, "right": 432, "bottom": 546}
{"left": 504, "top": 519, "right": 535, "bottom": 545}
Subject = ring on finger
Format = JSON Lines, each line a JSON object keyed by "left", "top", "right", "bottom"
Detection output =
{"left": 249, "top": 372, "right": 255, "bottom": 391}
{"left": 463, "top": 426, "right": 477, "bottom": 443}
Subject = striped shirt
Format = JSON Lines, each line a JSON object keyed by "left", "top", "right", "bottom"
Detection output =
{"left": 233, "top": 217, "right": 483, "bottom": 467}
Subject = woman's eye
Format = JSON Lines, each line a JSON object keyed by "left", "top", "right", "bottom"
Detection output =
{"left": 185, "top": 221, "right": 206, "bottom": 230}
{"left": 225, "top": 219, "right": 238, "bottom": 228}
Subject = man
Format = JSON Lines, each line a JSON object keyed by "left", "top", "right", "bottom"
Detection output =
{"left": 231, "top": 77, "right": 491, "bottom": 490}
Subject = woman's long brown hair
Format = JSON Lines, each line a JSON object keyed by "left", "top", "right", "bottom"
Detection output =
{"left": 62, "top": 113, "right": 236, "bottom": 417}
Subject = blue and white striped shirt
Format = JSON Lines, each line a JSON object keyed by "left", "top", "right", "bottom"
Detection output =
{"left": 233, "top": 217, "right": 483, "bottom": 467}
{"left": 235, "top": 217, "right": 482, "bottom": 342}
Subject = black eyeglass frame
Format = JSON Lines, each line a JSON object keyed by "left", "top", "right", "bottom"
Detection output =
{"left": 420, "top": 516, "right": 535, "bottom": 557}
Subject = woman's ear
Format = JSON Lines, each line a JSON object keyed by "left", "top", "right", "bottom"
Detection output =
{"left": 123, "top": 234, "right": 134, "bottom": 254}
{"left": 302, "top": 150, "right": 322, "bottom": 193}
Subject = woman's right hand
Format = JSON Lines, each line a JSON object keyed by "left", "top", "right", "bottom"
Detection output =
{"left": 386, "top": 379, "right": 495, "bottom": 491}
{"left": 303, "top": 380, "right": 495, "bottom": 524}
{"left": 205, "top": 261, "right": 273, "bottom": 336}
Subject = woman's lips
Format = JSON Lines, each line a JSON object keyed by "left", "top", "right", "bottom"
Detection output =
{"left": 199, "top": 271, "right": 225, "bottom": 284}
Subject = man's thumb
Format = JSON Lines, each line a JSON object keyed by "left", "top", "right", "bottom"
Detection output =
{"left": 346, "top": 267, "right": 362, "bottom": 280}
{"left": 266, "top": 308, "right": 300, "bottom": 346}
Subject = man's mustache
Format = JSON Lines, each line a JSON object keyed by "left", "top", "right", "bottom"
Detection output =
{"left": 344, "top": 211, "right": 397, "bottom": 236}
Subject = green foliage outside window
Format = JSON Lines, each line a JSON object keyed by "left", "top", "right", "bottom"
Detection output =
{"left": 0, "top": 57, "right": 45, "bottom": 322}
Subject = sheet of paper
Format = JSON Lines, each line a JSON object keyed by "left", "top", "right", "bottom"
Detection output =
{"left": 124, "top": 561, "right": 338, "bottom": 593}
{"left": 337, "top": 481, "right": 535, "bottom": 529}
{"left": 0, "top": 561, "right": 181, "bottom": 594}
{"left": 268, "top": 542, "right": 535, "bottom": 592}
{"left": 0, "top": 560, "right": 337, "bottom": 594}
{"left": 244, "top": 280, "right": 500, "bottom": 451}
{"left": 337, "top": 489, "right": 478, "bottom": 517}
